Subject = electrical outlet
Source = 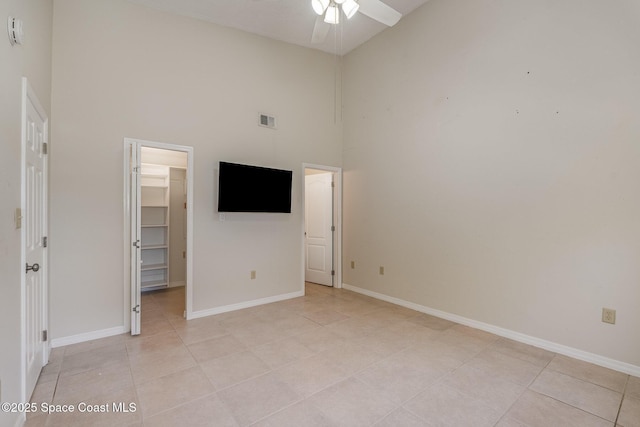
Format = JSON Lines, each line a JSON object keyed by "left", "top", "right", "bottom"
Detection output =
{"left": 379, "top": 266, "right": 384, "bottom": 275}
{"left": 350, "top": 261, "right": 355, "bottom": 269}
{"left": 251, "top": 270, "right": 256, "bottom": 280}
{"left": 602, "top": 308, "right": 616, "bottom": 324}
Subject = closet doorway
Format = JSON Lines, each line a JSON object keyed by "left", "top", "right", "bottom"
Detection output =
{"left": 124, "top": 139, "right": 193, "bottom": 335}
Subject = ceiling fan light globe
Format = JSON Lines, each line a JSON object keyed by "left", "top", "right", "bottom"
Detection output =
{"left": 311, "top": 0, "right": 330, "bottom": 15}
{"left": 334, "top": 0, "right": 346, "bottom": 4}
{"left": 342, "top": 0, "right": 359, "bottom": 19}
{"left": 324, "top": 4, "right": 340, "bottom": 24}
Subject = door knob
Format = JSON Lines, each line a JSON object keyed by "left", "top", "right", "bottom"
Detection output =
{"left": 26, "top": 263, "right": 40, "bottom": 273}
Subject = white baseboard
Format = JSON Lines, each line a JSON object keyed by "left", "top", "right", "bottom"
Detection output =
{"left": 189, "top": 290, "right": 304, "bottom": 320}
{"left": 50, "top": 326, "right": 127, "bottom": 348}
{"left": 49, "top": 290, "right": 304, "bottom": 347}
{"left": 343, "top": 283, "right": 640, "bottom": 377}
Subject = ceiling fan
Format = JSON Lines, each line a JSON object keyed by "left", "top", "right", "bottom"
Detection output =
{"left": 311, "top": 0, "right": 402, "bottom": 44}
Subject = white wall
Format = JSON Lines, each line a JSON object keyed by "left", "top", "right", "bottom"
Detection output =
{"left": 44, "top": 0, "right": 640, "bottom": 372}
{"left": 0, "top": 1, "right": 52, "bottom": 424}
{"left": 343, "top": 0, "right": 640, "bottom": 368}
{"left": 50, "top": 0, "right": 342, "bottom": 340}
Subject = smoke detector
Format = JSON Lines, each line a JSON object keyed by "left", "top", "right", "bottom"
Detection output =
{"left": 7, "top": 17, "right": 24, "bottom": 46}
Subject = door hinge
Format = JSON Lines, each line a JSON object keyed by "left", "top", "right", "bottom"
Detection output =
{"left": 331, "top": 225, "right": 335, "bottom": 232}
{"left": 42, "top": 236, "right": 47, "bottom": 248}
{"left": 42, "top": 330, "right": 48, "bottom": 342}
{"left": 184, "top": 202, "right": 187, "bottom": 209}
{"left": 331, "top": 270, "right": 335, "bottom": 276}
{"left": 42, "top": 143, "right": 48, "bottom": 155}
{"left": 132, "top": 240, "right": 140, "bottom": 248}
{"left": 132, "top": 166, "right": 140, "bottom": 174}
{"left": 132, "top": 305, "right": 140, "bottom": 314}
{"left": 331, "top": 181, "right": 335, "bottom": 188}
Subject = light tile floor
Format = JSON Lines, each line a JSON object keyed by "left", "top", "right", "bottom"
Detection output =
{"left": 26, "top": 283, "right": 640, "bottom": 426}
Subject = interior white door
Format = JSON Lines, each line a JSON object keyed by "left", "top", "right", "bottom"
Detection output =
{"left": 305, "top": 172, "right": 334, "bottom": 286}
{"left": 130, "top": 143, "right": 141, "bottom": 335}
{"left": 22, "top": 78, "right": 49, "bottom": 400}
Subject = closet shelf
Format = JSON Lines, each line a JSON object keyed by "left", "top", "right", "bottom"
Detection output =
{"left": 140, "top": 163, "right": 170, "bottom": 293}
{"left": 141, "top": 244, "right": 168, "bottom": 250}
{"left": 141, "top": 263, "right": 168, "bottom": 271}
{"left": 141, "top": 280, "right": 168, "bottom": 290}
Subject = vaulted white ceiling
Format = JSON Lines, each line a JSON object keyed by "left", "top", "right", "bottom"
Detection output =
{"left": 127, "top": 0, "right": 429, "bottom": 55}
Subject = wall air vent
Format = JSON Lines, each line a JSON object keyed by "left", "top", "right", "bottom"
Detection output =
{"left": 259, "top": 113, "right": 277, "bottom": 129}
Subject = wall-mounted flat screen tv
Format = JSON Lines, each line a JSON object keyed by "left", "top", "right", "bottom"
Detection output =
{"left": 217, "top": 162, "right": 292, "bottom": 213}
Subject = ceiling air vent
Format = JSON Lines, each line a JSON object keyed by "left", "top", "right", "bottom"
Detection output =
{"left": 259, "top": 113, "right": 276, "bottom": 129}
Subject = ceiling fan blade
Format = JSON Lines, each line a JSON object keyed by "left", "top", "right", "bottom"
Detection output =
{"left": 311, "top": 15, "right": 331, "bottom": 43}
{"left": 358, "top": 0, "right": 402, "bottom": 26}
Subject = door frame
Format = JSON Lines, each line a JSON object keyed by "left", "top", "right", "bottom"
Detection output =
{"left": 20, "top": 77, "right": 49, "bottom": 404}
{"left": 302, "top": 163, "right": 342, "bottom": 290}
{"left": 123, "top": 138, "right": 194, "bottom": 332}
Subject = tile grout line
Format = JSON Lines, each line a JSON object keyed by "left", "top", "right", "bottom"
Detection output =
{"left": 491, "top": 346, "right": 556, "bottom": 426}
{"left": 124, "top": 342, "right": 144, "bottom": 425}
{"left": 137, "top": 288, "right": 194, "bottom": 423}
{"left": 543, "top": 362, "right": 629, "bottom": 394}
{"left": 528, "top": 359, "right": 626, "bottom": 425}
{"left": 613, "top": 375, "right": 630, "bottom": 427}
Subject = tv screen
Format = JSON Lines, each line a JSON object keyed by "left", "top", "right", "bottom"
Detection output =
{"left": 218, "top": 162, "right": 293, "bottom": 213}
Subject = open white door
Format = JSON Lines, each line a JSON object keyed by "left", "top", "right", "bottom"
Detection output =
{"left": 21, "top": 78, "right": 49, "bottom": 402}
{"left": 305, "top": 172, "right": 334, "bottom": 286}
{"left": 130, "top": 143, "right": 141, "bottom": 335}
{"left": 125, "top": 138, "right": 194, "bottom": 332}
